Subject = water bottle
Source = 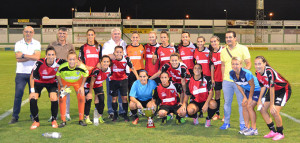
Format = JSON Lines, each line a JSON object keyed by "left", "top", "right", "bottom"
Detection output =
{"left": 42, "top": 132, "right": 62, "bottom": 138}
{"left": 93, "top": 108, "right": 99, "bottom": 126}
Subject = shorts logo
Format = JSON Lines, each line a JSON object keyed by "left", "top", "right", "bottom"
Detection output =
{"left": 275, "top": 101, "right": 280, "bottom": 104}
{"left": 241, "top": 78, "right": 245, "bottom": 82}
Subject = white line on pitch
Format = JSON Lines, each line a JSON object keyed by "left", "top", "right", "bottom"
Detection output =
{"left": 280, "top": 112, "right": 300, "bottom": 124}
{"left": 0, "top": 89, "right": 47, "bottom": 121}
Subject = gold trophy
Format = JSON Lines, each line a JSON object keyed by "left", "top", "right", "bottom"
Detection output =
{"left": 144, "top": 107, "right": 155, "bottom": 128}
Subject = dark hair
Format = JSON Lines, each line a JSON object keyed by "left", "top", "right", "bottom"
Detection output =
{"left": 197, "top": 36, "right": 206, "bottom": 42}
{"left": 208, "top": 36, "right": 220, "bottom": 59}
{"left": 58, "top": 27, "right": 67, "bottom": 32}
{"left": 46, "top": 46, "right": 56, "bottom": 55}
{"left": 179, "top": 31, "right": 190, "bottom": 46}
{"left": 194, "top": 64, "right": 204, "bottom": 86}
{"left": 170, "top": 53, "right": 181, "bottom": 60}
{"left": 139, "top": 70, "right": 148, "bottom": 76}
{"left": 86, "top": 29, "right": 99, "bottom": 50}
{"left": 67, "top": 49, "right": 77, "bottom": 58}
{"left": 226, "top": 31, "right": 236, "bottom": 38}
{"left": 100, "top": 55, "right": 112, "bottom": 67}
{"left": 114, "top": 45, "right": 124, "bottom": 51}
{"left": 255, "top": 56, "right": 290, "bottom": 85}
{"left": 160, "top": 30, "right": 169, "bottom": 37}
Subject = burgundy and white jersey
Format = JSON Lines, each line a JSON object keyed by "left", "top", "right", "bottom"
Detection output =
{"left": 85, "top": 67, "right": 111, "bottom": 88}
{"left": 144, "top": 43, "right": 160, "bottom": 76}
{"left": 109, "top": 56, "right": 133, "bottom": 81}
{"left": 194, "top": 47, "right": 211, "bottom": 77}
{"left": 161, "top": 62, "right": 190, "bottom": 83}
{"left": 211, "top": 47, "right": 223, "bottom": 82}
{"left": 177, "top": 42, "right": 196, "bottom": 70}
{"left": 153, "top": 82, "right": 182, "bottom": 106}
{"left": 256, "top": 66, "right": 289, "bottom": 91}
{"left": 154, "top": 45, "right": 176, "bottom": 69}
{"left": 186, "top": 76, "right": 212, "bottom": 103}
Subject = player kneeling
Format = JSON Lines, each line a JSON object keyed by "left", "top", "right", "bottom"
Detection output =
{"left": 29, "top": 47, "right": 66, "bottom": 129}
{"left": 152, "top": 72, "right": 186, "bottom": 125}
{"left": 129, "top": 70, "right": 157, "bottom": 125}
{"left": 183, "top": 64, "right": 217, "bottom": 127}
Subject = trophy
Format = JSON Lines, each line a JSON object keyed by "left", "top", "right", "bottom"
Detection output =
{"left": 144, "top": 107, "right": 155, "bottom": 128}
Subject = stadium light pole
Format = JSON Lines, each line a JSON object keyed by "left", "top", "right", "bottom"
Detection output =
{"left": 127, "top": 16, "right": 131, "bottom": 20}
{"left": 186, "top": 14, "right": 189, "bottom": 19}
{"left": 224, "top": 9, "right": 228, "bottom": 19}
{"left": 72, "top": 8, "right": 75, "bottom": 19}
{"left": 269, "top": 12, "right": 273, "bottom": 20}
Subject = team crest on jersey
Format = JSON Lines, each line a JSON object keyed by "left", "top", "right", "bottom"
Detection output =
{"left": 170, "top": 90, "right": 174, "bottom": 94}
{"left": 76, "top": 72, "right": 80, "bottom": 75}
{"left": 181, "top": 51, "right": 185, "bottom": 55}
{"left": 86, "top": 49, "right": 91, "bottom": 54}
{"left": 205, "top": 54, "right": 209, "bottom": 57}
{"left": 160, "top": 51, "right": 165, "bottom": 56}
{"left": 162, "top": 92, "right": 166, "bottom": 97}
{"left": 170, "top": 50, "right": 173, "bottom": 53}
{"left": 113, "top": 65, "right": 117, "bottom": 69}
{"left": 193, "top": 85, "right": 198, "bottom": 91}
{"left": 123, "top": 63, "right": 126, "bottom": 67}
{"left": 42, "top": 70, "right": 48, "bottom": 75}
{"left": 190, "top": 49, "right": 194, "bottom": 53}
{"left": 140, "top": 50, "right": 143, "bottom": 54}
{"left": 202, "top": 83, "right": 206, "bottom": 86}
{"left": 54, "top": 68, "right": 58, "bottom": 72}
{"left": 241, "top": 78, "right": 245, "bottom": 82}
{"left": 146, "top": 48, "right": 150, "bottom": 52}
{"left": 212, "top": 57, "right": 216, "bottom": 62}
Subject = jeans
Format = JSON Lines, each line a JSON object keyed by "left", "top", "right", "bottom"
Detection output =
{"left": 223, "top": 80, "right": 245, "bottom": 124}
{"left": 106, "top": 78, "right": 125, "bottom": 114}
{"left": 12, "top": 73, "right": 31, "bottom": 119}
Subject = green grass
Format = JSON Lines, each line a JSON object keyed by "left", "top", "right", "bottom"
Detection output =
{"left": 0, "top": 50, "right": 299, "bottom": 143}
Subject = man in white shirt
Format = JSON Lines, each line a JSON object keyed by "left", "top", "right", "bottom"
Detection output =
{"left": 9, "top": 26, "right": 41, "bottom": 124}
{"left": 102, "top": 28, "right": 127, "bottom": 119}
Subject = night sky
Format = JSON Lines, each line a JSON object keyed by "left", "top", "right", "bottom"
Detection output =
{"left": 1, "top": 0, "right": 299, "bottom": 20}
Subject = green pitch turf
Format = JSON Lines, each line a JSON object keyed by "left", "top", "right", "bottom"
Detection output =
{"left": 0, "top": 50, "right": 299, "bottom": 143}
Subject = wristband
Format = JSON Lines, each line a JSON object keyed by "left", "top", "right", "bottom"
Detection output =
{"left": 30, "top": 88, "right": 35, "bottom": 93}
{"left": 21, "top": 54, "right": 25, "bottom": 58}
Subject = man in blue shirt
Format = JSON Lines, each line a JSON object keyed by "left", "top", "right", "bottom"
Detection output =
{"left": 129, "top": 70, "right": 157, "bottom": 125}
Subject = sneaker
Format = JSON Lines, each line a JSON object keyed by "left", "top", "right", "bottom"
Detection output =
{"left": 52, "top": 120, "right": 58, "bottom": 128}
{"left": 193, "top": 117, "right": 199, "bottom": 125}
{"left": 85, "top": 117, "right": 93, "bottom": 125}
{"left": 129, "top": 111, "right": 133, "bottom": 117}
{"left": 58, "top": 122, "right": 66, "bottom": 128}
{"left": 132, "top": 118, "right": 139, "bottom": 125}
{"left": 244, "top": 128, "right": 258, "bottom": 136}
{"left": 239, "top": 127, "right": 249, "bottom": 135}
{"left": 221, "top": 116, "right": 225, "bottom": 122}
{"left": 212, "top": 114, "right": 220, "bottom": 121}
{"left": 272, "top": 133, "right": 284, "bottom": 141}
{"left": 138, "top": 109, "right": 145, "bottom": 116}
{"left": 99, "top": 116, "right": 105, "bottom": 123}
{"left": 180, "top": 118, "right": 186, "bottom": 123}
{"left": 205, "top": 119, "right": 211, "bottom": 128}
{"left": 108, "top": 113, "right": 114, "bottom": 119}
{"left": 48, "top": 116, "right": 53, "bottom": 122}
{"left": 30, "top": 121, "right": 40, "bottom": 130}
{"left": 264, "top": 130, "right": 279, "bottom": 138}
{"left": 79, "top": 120, "right": 87, "bottom": 126}
{"left": 167, "top": 115, "right": 173, "bottom": 121}
{"left": 240, "top": 124, "right": 246, "bottom": 131}
{"left": 8, "top": 117, "right": 18, "bottom": 124}
{"left": 220, "top": 123, "right": 230, "bottom": 130}
{"left": 161, "top": 118, "right": 167, "bottom": 125}
{"left": 66, "top": 114, "right": 71, "bottom": 121}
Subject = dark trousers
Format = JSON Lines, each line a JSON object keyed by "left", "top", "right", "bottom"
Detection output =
{"left": 12, "top": 73, "right": 31, "bottom": 119}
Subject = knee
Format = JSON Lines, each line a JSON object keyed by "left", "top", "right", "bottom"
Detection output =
{"left": 178, "top": 110, "right": 186, "bottom": 117}
{"left": 187, "top": 108, "right": 195, "bottom": 115}
{"left": 121, "top": 97, "right": 128, "bottom": 103}
{"left": 247, "top": 103, "right": 254, "bottom": 110}
{"left": 209, "top": 100, "right": 217, "bottom": 109}
{"left": 129, "top": 102, "right": 136, "bottom": 110}
{"left": 158, "top": 110, "right": 167, "bottom": 118}
{"left": 29, "top": 93, "right": 38, "bottom": 100}
{"left": 50, "top": 94, "right": 58, "bottom": 101}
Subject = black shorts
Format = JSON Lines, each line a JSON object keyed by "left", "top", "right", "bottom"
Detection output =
{"left": 137, "top": 99, "right": 152, "bottom": 108}
{"left": 84, "top": 86, "right": 104, "bottom": 96}
{"left": 109, "top": 79, "right": 128, "bottom": 97}
{"left": 159, "top": 104, "right": 181, "bottom": 114}
{"left": 189, "top": 101, "right": 205, "bottom": 111}
{"left": 214, "top": 81, "right": 222, "bottom": 90}
{"left": 263, "top": 85, "right": 291, "bottom": 106}
{"left": 34, "top": 82, "right": 58, "bottom": 97}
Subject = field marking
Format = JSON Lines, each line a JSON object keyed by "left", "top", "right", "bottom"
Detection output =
{"left": 280, "top": 112, "right": 300, "bottom": 124}
{"left": 0, "top": 89, "right": 46, "bottom": 121}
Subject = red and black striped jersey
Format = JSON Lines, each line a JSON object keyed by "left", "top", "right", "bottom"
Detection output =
{"left": 211, "top": 47, "right": 223, "bottom": 82}
{"left": 79, "top": 44, "right": 101, "bottom": 75}
{"left": 153, "top": 82, "right": 182, "bottom": 106}
{"left": 109, "top": 56, "right": 133, "bottom": 81}
{"left": 256, "top": 66, "right": 288, "bottom": 90}
{"left": 144, "top": 43, "right": 160, "bottom": 76}
{"left": 194, "top": 47, "right": 211, "bottom": 77}
{"left": 186, "top": 76, "right": 212, "bottom": 103}
{"left": 154, "top": 45, "right": 176, "bottom": 69}
{"left": 85, "top": 67, "right": 111, "bottom": 88}
{"left": 32, "top": 58, "right": 66, "bottom": 83}
{"left": 176, "top": 42, "right": 196, "bottom": 70}
{"left": 161, "top": 62, "right": 190, "bottom": 83}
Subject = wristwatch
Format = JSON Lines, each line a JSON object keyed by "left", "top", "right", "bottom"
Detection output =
{"left": 21, "top": 54, "right": 25, "bottom": 58}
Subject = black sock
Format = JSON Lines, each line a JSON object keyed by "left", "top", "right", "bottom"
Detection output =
{"left": 276, "top": 126, "right": 284, "bottom": 135}
{"left": 267, "top": 122, "right": 276, "bottom": 132}
{"left": 176, "top": 114, "right": 182, "bottom": 121}
{"left": 207, "top": 108, "right": 217, "bottom": 120}
{"left": 51, "top": 101, "right": 58, "bottom": 121}
{"left": 112, "top": 102, "right": 118, "bottom": 113}
{"left": 122, "top": 103, "right": 128, "bottom": 115}
{"left": 216, "top": 99, "right": 220, "bottom": 115}
{"left": 190, "top": 113, "right": 197, "bottom": 118}
{"left": 162, "top": 117, "right": 167, "bottom": 122}
{"left": 84, "top": 99, "right": 92, "bottom": 116}
{"left": 97, "top": 94, "right": 105, "bottom": 115}
{"left": 30, "top": 99, "right": 39, "bottom": 122}
{"left": 131, "top": 109, "right": 138, "bottom": 119}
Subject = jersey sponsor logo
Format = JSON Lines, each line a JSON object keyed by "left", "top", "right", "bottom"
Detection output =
{"left": 64, "top": 76, "right": 80, "bottom": 80}
{"left": 193, "top": 88, "right": 207, "bottom": 95}
{"left": 42, "top": 75, "right": 55, "bottom": 79}
{"left": 162, "top": 97, "right": 175, "bottom": 103}
{"left": 162, "top": 92, "right": 167, "bottom": 97}
{"left": 212, "top": 57, "right": 216, "bottom": 62}
{"left": 42, "top": 70, "right": 48, "bottom": 75}
{"left": 95, "top": 81, "right": 104, "bottom": 84}
{"left": 87, "top": 54, "right": 99, "bottom": 58}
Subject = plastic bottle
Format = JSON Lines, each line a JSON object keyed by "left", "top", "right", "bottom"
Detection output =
{"left": 42, "top": 132, "right": 62, "bottom": 138}
{"left": 93, "top": 108, "right": 99, "bottom": 126}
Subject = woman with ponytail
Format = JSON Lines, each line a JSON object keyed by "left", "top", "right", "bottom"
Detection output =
{"left": 254, "top": 56, "right": 292, "bottom": 141}
{"left": 78, "top": 29, "right": 103, "bottom": 124}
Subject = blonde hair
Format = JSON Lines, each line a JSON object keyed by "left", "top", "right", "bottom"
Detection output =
{"left": 231, "top": 57, "right": 242, "bottom": 64}
{"left": 111, "top": 28, "right": 121, "bottom": 34}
